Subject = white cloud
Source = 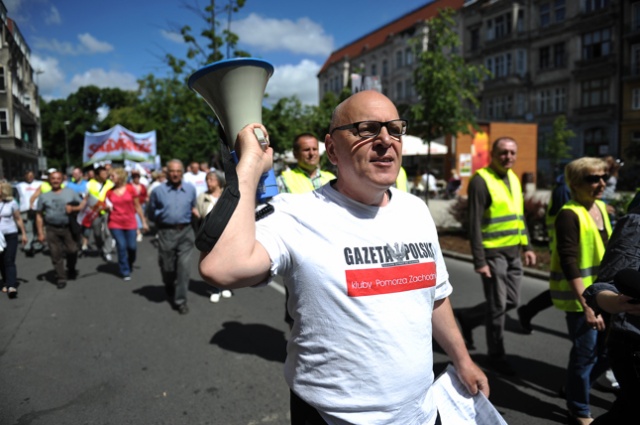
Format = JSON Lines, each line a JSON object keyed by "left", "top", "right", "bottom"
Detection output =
{"left": 68, "top": 68, "right": 138, "bottom": 93}
{"left": 160, "top": 29, "right": 184, "bottom": 44}
{"left": 77, "top": 33, "right": 113, "bottom": 53}
{"left": 267, "top": 59, "right": 320, "bottom": 106}
{"left": 31, "top": 54, "right": 65, "bottom": 100}
{"left": 33, "top": 33, "right": 113, "bottom": 55}
{"left": 45, "top": 5, "right": 61, "bottom": 25}
{"left": 233, "top": 13, "right": 333, "bottom": 56}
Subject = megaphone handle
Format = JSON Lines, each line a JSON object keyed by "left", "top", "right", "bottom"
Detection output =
{"left": 254, "top": 128, "right": 269, "bottom": 150}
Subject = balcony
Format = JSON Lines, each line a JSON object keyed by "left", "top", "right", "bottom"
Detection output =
{"left": 0, "top": 136, "right": 39, "bottom": 156}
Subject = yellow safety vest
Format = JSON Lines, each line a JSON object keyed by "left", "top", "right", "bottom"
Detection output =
{"left": 280, "top": 167, "right": 335, "bottom": 194}
{"left": 40, "top": 181, "right": 65, "bottom": 194}
{"left": 476, "top": 167, "right": 528, "bottom": 249}
{"left": 395, "top": 167, "right": 408, "bottom": 192}
{"left": 549, "top": 200, "right": 611, "bottom": 312}
{"left": 87, "top": 179, "right": 114, "bottom": 215}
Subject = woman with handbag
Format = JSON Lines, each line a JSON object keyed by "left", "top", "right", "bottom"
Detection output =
{"left": 0, "top": 182, "right": 27, "bottom": 298}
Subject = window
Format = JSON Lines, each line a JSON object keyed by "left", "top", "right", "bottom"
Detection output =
{"left": 382, "top": 59, "right": 388, "bottom": 77}
{"left": 539, "top": 46, "right": 551, "bottom": 70}
{"left": 0, "top": 110, "right": 8, "bottom": 135}
{"left": 516, "top": 9, "right": 524, "bottom": 32}
{"left": 584, "top": 128, "right": 608, "bottom": 156}
{"left": 405, "top": 48, "right": 413, "bottom": 66}
{"left": 516, "top": 93, "right": 526, "bottom": 115}
{"left": 486, "top": 53, "right": 513, "bottom": 78}
{"left": 371, "top": 63, "right": 377, "bottom": 76}
{"left": 633, "top": 3, "right": 640, "bottom": 31}
{"left": 396, "top": 81, "right": 404, "bottom": 100}
{"left": 537, "top": 89, "right": 552, "bottom": 114}
{"left": 486, "top": 12, "right": 512, "bottom": 41}
{"left": 632, "top": 130, "right": 640, "bottom": 142}
{"left": 584, "top": 0, "right": 610, "bottom": 13}
{"left": 554, "top": 87, "right": 567, "bottom": 111}
{"left": 582, "top": 28, "right": 611, "bottom": 60}
{"left": 540, "top": 3, "right": 551, "bottom": 27}
{"left": 554, "top": 42, "right": 565, "bottom": 67}
{"left": 396, "top": 51, "right": 403, "bottom": 69}
{"left": 0, "top": 66, "right": 5, "bottom": 92}
{"left": 632, "top": 88, "right": 640, "bottom": 110}
{"left": 494, "top": 13, "right": 511, "bottom": 39}
{"left": 581, "top": 78, "right": 609, "bottom": 107}
{"left": 470, "top": 28, "right": 480, "bottom": 51}
{"left": 555, "top": 0, "right": 566, "bottom": 22}
{"left": 516, "top": 49, "right": 527, "bottom": 76}
{"left": 405, "top": 79, "right": 414, "bottom": 98}
{"left": 486, "top": 96, "right": 512, "bottom": 119}
{"left": 632, "top": 44, "right": 640, "bottom": 76}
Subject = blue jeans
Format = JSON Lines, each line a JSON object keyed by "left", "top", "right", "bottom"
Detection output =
{"left": 0, "top": 232, "right": 19, "bottom": 288}
{"left": 110, "top": 228, "right": 137, "bottom": 277}
{"left": 565, "top": 312, "right": 609, "bottom": 417}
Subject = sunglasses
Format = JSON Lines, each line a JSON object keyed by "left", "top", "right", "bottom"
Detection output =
{"left": 583, "top": 174, "right": 609, "bottom": 184}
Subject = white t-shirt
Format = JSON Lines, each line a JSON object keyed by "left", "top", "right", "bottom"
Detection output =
{"left": 15, "top": 180, "right": 42, "bottom": 212}
{"left": 256, "top": 185, "right": 451, "bottom": 425}
{"left": 183, "top": 171, "right": 207, "bottom": 196}
{"left": 0, "top": 200, "right": 19, "bottom": 234}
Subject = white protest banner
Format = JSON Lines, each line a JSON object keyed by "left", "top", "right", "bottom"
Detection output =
{"left": 83, "top": 124, "right": 156, "bottom": 167}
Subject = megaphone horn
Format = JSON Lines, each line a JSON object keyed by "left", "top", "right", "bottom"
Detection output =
{"left": 188, "top": 58, "right": 278, "bottom": 201}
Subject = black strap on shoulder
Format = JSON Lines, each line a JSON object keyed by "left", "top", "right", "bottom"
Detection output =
{"left": 195, "top": 145, "right": 241, "bottom": 252}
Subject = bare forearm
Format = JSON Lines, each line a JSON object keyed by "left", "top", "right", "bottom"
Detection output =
{"left": 433, "top": 298, "right": 475, "bottom": 368}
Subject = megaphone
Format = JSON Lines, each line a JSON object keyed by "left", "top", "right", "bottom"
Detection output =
{"left": 188, "top": 58, "right": 278, "bottom": 201}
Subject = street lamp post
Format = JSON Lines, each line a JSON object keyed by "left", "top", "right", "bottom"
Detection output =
{"left": 63, "top": 120, "right": 70, "bottom": 172}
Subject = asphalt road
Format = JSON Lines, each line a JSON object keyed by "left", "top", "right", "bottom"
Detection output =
{"left": 0, "top": 235, "right": 615, "bottom": 425}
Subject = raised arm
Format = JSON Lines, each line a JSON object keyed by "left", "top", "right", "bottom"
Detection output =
{"left": 198, "top": 123, "right": 272, "bottom": 289}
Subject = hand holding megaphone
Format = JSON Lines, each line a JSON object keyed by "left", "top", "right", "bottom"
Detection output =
{"left": 234, "top": 123, "right": 273, "bottom": 178}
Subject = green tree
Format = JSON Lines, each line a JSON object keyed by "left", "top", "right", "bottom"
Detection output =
{"left": 544, "top": 114, "right": 574, "bottom": 175}
{"left": 166, "top": 0, "right": 249, "bottom": 75}
{"left": 411, "top": 8, "right": 489, "bottom": 178}
{"left": 40, "top": 86, "right": 140, "bottom": 170}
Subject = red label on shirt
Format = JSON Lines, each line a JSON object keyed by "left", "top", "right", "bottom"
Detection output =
{"left": 346, "top": 262, "right": 437, "bottom": 297}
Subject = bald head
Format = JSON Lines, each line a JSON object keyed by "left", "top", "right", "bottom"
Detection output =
{"left": 330, "top": 91, "right": 399, "bottom": 132}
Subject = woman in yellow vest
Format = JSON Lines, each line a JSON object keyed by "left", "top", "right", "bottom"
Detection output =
{"left": 549, "top": 157, "right": 612, "bottom": 425}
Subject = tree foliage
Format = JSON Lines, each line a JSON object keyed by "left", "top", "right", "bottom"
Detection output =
{"left": 411, "top": 8, "right": 489, "bottom": 143}
{"left": 166, "top": 0, "right": 249, "bottom": 75}
{"left": 544, "top": 114, "right": 575, "bottom": 174}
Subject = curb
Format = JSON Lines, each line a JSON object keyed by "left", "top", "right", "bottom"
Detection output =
{"left": 441, "top": 249, "right": 550, "bottom": 282}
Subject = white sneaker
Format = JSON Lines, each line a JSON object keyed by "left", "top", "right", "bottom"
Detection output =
{"left": 209, "top": 293, "right": 221, "bottom": 303}
{"left": 123, "top": 276, "right": 131, "bottom": 281}
{"left": 595, "top": 368, "right": 619, "bottom": 391}
{"left": 104, "top": 254, "right": 113, "bottom": 262}
{"left": 136, "top": 233, "right": 143, "bottom": 242}
{"left": 221, "top": 290, "right": 233, "bottom": 298}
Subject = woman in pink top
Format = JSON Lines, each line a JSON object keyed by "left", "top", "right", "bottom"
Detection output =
{"left": 106, "top": 168, "right": 148, "bottom": 280}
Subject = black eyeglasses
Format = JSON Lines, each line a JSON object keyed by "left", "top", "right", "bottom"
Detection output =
{"left": 583, "top": 174, "right": 609, "bottom": 184}
{"left": 329, "top": 119, "right": 408, "bottom": 138}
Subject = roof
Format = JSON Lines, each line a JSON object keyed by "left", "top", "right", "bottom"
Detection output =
{"left": 318, "top": 0, "right": 464, "bottom": 75}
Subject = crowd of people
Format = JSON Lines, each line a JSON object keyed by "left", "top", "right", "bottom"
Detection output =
{"left": 2, "top": 90, "right": 640, "bottom": 424}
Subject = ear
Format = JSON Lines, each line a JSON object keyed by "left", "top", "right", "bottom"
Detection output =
{"left": 325, "top": 134, "right": 338, "bottom": 165}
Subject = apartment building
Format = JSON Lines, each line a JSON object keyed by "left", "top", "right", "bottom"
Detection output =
{"left": 317, "top": 0, "right": 464, "bottom": 111}
{"left": 620, "top": 0, "right": 640, "bottom": 174}
{"left": 318, "top": 0, "right": 640, "bottom": 187}
{"left": 462, "top": 0, "right": 623, "bottom": 184}
{"left": 0, "top": 1, "right": 41, "bottom": 180}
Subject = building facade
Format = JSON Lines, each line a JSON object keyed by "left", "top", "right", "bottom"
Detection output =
{"left": 0, "top": 1, "right": 41, "bottom": 181}
{"left": 317, "top": 0, "right": 464, "bottom": 111}
{"left": 462, "top": 0, "right": 622, "bottom": 185}
{"left": 318, "top": 0, "right": 638, "bottom": 188}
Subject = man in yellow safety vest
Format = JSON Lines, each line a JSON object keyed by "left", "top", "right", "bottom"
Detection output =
{"left": 455, "top": 137, "right": 536, "bottom": 376}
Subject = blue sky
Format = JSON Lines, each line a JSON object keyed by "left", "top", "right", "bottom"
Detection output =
{"left": 7, "top": 0, "right": 431, "bottom": 106}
